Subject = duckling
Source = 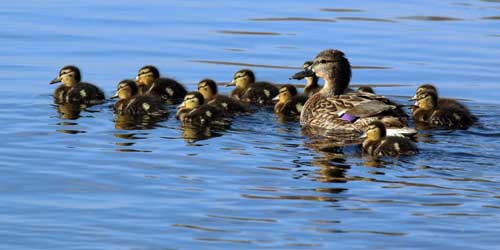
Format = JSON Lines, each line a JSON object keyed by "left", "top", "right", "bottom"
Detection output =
{"left": 176, "top": 92, "right": 227, "bottom": 127}
{"left": 410, "top": 83, "right": 470, "bottom": 111}
{"left": 50, "top": 65, "right": 105, "bottom": 105}
{"left": 136, "top": 65, "right": 187, "bottom": 104}
{"left": 357, "top": 86, "right": 375, "bottom": 94}
{"left": 274, "top": 84, "right": 308, "bottom": 116}
{"left": 112, "top": 80, "right": 166, "bottom": 116}
{"left": 197, "top": 79, "right": 249, "bottom": 114}
{"left": 412, "top": 91, "right": 476, "bottom": 129}
{"left": 289, "top": 61, "right": 321, "bottom": 97}
{"left": 363, "top": 121, "right": 418, "bottom": 157}
{"left": 291, "top": 49, "right": 411, "bottom": 136}
{"left": 227, "top": 69, "right": 278, "bottom": 106}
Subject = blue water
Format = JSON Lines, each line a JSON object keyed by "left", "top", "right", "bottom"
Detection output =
{"left": 1, "top": 0, "right": 500, "bottom": 249}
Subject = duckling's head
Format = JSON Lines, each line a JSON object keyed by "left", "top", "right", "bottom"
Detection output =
{"left": 416, "top": 91, "right": 438, "bottom": 110}
{"left": 276, "top": 84, "right": 297, "bottom": 103}
{"left": 228, "top": 69, "right": 255, "bottom": 89}
{"left": 136, "top": 65, "right": 160, "bottom": 86}
{"left": 366, "top": 121, "right": 386, "bottom": 142}
{"left": 410, "top": 84, "right": 438, "bottom": 101}
{"left": 112, "top": 80, "right": 138, "bottom": 100}
{"left": 198, "top": 79, "right": 218, "bottom": 101}
{"left": 179, "top": 91, "right": 205, "bottom": 110}
{"left": 50, "top": 65, "right": 82, "bottom": 87}
{"left": 358, "top": 86, "right": 375, "bottom": 94}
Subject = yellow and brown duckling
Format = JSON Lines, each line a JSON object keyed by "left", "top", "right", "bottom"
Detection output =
{"left": 112, "top": 80, "right": 166, "bottom": 116}
{"left": 197, "top": 79, "right": 250, "bottom": 114}
{"left": 410, "top": 83, "right": 469, "bottom": 111}
{"left": 357, "top": 86, "right": 375, "bottom": 94}
{"left": 227, "top": 69, "right": 278, "bottom": 106}
{"left": 412, "top": 90, "right": 477, "bottom": 129}
{"left": 50, "top": 65, "right": 105, "bottom": 105}
{"left": 136, "top": 65, "right": 187, "bottom": 104}
{"left": 290, "top": 61, "right": 321, "bottom": 97}
{"left": 363, "top": 121, "right": 418, "bottom": 157}
{"left": 292, "top": 49, "right": 411, "bottom": 135}
{"left": 176, "top": 91, "right": 227, "bottom": 127}
{"left": 274, "top": 84, "right": 308, "bottom": 117}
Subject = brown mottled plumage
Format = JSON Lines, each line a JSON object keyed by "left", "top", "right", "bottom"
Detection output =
{"left": 136, "top": 65, "right": 187, "bottom": 104}
{"left": 228, "top": 69, "right": 278, "bottom": 106}
{"left": 294, "top": 49, "right": 409, "bottom": 134}
{"left": 50, "top": 65, "right": 105, "bottom": 105}
{"left": 363, "top": 121, "right": 418, "bottom": 157}
{"left": 412, "top": 91, "right": 476, "bottom": 129}
{"left": 112, "top": 80, "right": 166, "bottom": 116}
{"left": 197, "top": 79, "right": 250, "bottom": 114}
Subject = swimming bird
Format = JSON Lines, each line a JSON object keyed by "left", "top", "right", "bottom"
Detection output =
{"left": 290, "top": 61, "right": 321, "bottom": 97}
{"left": 50, "top": 65, "right": 105, "bottom": 105}
{"left": 274, "top": 84, "right": 308, "bottom": 117}
{"left": 136, "top": 65, "right": 187, "bottom": 104}
{"left": 410, "top": 83, "right": 469, "bottom": 111}
{"left": 112, "top": 80, "right": 166, "bottom": 116}
{"left": 362, "top": 121, "right": 418, "bottom": 157}
{"left": 292, "top": 49, "right": 410, "bottom": 135}
{"left": 176, "top": 91, "right": 228, "bottom": 127}
{"left": 227, "top": 69, "right": 278, "bottom": 106}
{"left": 197, "top": 78, "right": 249, "bottom": 114}
{"left": 357, "top": 86, "right": 375, "bottom": 94}
{"left": 412, "top": 90, "right": 476, "bottom": 129}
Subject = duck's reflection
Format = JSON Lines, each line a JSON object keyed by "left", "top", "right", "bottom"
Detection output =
{"left": 56, "top": 103, "right": 83, "bottom": 120}
{"left": 181, "top": 125, "right": 223, "bottom": 143}
{"left": 114, "top": 114, "right": 165, "bottom": 130}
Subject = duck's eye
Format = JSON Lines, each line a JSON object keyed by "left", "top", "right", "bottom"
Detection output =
{"left": 320, "top": 60, "right": 327, "bottom": 64}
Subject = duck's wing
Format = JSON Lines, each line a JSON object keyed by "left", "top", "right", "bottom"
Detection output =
{"left": 300, "top": 94, "right": 359, "bottom": 132}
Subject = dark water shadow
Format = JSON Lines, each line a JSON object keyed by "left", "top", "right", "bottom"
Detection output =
{"left": 181, "top": 125, "right": 224, "bottom": 144}
{"left": 216, "top": 30, "right": 282, "bottom": 36}
{"left": 481, "top": 16, "right": 500, "bottom": 20}
{"left": 190, "top": 60, "right": 391, "bottom": 70}
{"left": 114, "top": 114, "right": 166, "bottom": 130}
{"left": 398, "top": 16, "right": 464, "bottom": 21}
{"left": 336, "top": 17, "right": 396, "bottom": 23}
{"left": 320, "top": 8, "right": 365, "bottom": 13}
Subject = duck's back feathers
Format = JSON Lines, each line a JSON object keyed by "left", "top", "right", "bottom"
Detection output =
{"left": 372, "top": 136, "right": 418, "bottom": 157}
{"left": 54, "top": 82, "right": 105, "bottom": 105}
{"left": 177, "top": 105, "right": 228, "bottom": 127}
{"left": 115, "top": 95, "right": 165, "bottom": 116}
{"left": 208, "top": 95, "right": 250, "bottom": 114}
{"left": 139, "top": 77, "right": 187, "bottom": 104}
{"left": 240, "top": 81, "right": 279, "bottom": 105}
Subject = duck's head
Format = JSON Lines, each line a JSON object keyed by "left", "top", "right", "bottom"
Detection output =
{"left": 358, "top": 86, "right": 375, "bottom": 94}
{"left": 415, "top": 91, "right": 437, "bottom": 111}
{"left": 112, "top": 80, "right": 138, "bottom": 100}
{"left": 198, "top": 79, "right": 218, "bottom": 101}
{"left": 50, "top": 65, "right": 82, "bottom": 87}
{"left": 274, "top": 84, "right": 297, "bottom": 103}
{"left": 227, "top": 69, "right": 255, "bottom": 90}
{"left": 136, "top": 65, "right": 160, "bottom": 86}
{"left": 178, "top": 91, "right": 204, "bottom": 110}
{"left": 291, "top": 49, "right": 351, "bottom": 95}
{"left": 410, "top": 84, "right": 438, "bottom": 101}
{"left": 366, "top": 121, "right": 386, "bottom": 142}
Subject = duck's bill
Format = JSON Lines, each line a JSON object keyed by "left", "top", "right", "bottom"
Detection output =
{"left": 176, "top": 102, "right": 186, "bottom": 109}
{"left": 408, "top": 94, "right": 417, "bottom": 101}
{"left": 225, "top": 80, "right": 236, "bottom": 87}
{"left": 49, "top": 77, "right": 61, "bottom": 84}
{"left": 289, "top": 69, "right": 314, "bottom": 80}
{"left": 359, "top": 132, "right": 367, "bottom": 139}
{"left": 110, "top": 92, "right": 119, "bottom": 99}
{"left": 272, "top": 95, "right": 279, "bottom": 101}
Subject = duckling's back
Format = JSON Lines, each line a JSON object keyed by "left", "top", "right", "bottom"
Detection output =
{"left": 115, "top": 95, "right": 165, "bottom": 116}
{"left": 374, "top": 136, "right": 418, "bottom": 157}
{"left": 208, "top": 95, "right": 250, "bottom": 114}
{"left": 54, "top": 82, "right": 105, "bottom": 105}
{"left": 139, "top": 78, "right": 187, "bottom": 104}
{"left": 181, "top": 104, "right": 228, "bottom": 127}
{"left": 241, "top": 81, "right": 278, "bottom": 105}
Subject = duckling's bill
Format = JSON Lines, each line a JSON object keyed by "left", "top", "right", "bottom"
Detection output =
{"left": 49, "top": 76, "right": 61, "bottom": 84}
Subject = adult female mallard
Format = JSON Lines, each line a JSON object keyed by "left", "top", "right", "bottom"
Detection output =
{"left": 227, "top": 69, "right": 278, "bottom": 106}
{"left": 412, "top": 90, "right": 477, "bottom": 129}
{"left": 136, "top": 65, "right": 187, "bottom": 104}
{"left": 50, "top": 65, "right": 105, "bottom": 105}
{"left": 197, "top": 79, "right": 249, "bottom": 114}
{"left": 292, "top": 49, "right": 410, "bottom": 135}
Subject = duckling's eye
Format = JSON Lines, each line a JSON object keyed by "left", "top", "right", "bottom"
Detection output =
{"left": 320, "top": 60, "right": 327, "bottom": 64}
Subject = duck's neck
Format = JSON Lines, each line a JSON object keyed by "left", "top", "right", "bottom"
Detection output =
{"left": 304, "top": 77, "right": 319, "bottom": 92}
{"left": 320, "top": 76, "right": 347, "bottom": 96}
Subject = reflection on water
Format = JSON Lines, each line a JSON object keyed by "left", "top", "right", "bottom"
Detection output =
{"left": 1, "top": 0, "right": 500, "bottom": 249}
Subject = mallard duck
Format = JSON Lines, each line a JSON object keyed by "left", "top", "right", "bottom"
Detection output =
{"left": 176, "top": 92, "right": 227, "bottom": 127}
{"left": 273, "top": 84, "right": 308, "bottom": 116}
{"left": 290, "top": 61, "right": 321, "bottom": 97}
{"left": 111, "top": 80, "right": 166, "bottom": 116}
{"left": 136, "top": 65, "right": 187, "bottom": 104}
{"left": 50, "top": 65, "right": 105, "bottom": 105}
{"left": 363, "top": 121, "right": 418, "bottom": 157}
{"left": 292, "top": 49, "right": 410, "bottom": 135}
{"left": 357, "top": 86, "right": 375, "bottom": 94}
{"left": 227, "top": 69, "right": 278, "bottom": 105}
{"left": 197, "top": 78, "right": 249, "bottom": 114}
{"left": 412, "top": 90, "right": 476, "bottom": 129}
